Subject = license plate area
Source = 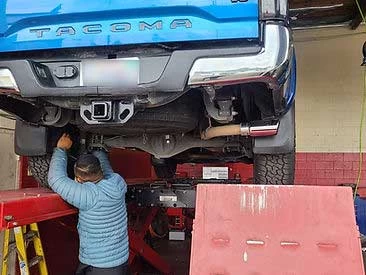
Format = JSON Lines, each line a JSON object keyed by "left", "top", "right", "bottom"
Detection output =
{"left": 81, "top": 58, "right": 139, "bottom": 88}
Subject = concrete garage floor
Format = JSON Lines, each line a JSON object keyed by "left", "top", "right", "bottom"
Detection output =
{"left": 142, "top": 236, "right": 192, "bottom": 275}
{"left": 153, "top": 237, "right": 191, "bottom": 275}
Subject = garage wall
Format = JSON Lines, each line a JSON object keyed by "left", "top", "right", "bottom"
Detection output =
{"left": 0, "top": 117, "right": 17, "bottom": 189}
{"left": 294, "top": 27, "right": 366, "bottom": 153}
{"left": 293, "top": 27, "right": 366, "bottom": 186}
{"left": 0, "top": 116, "right": 17, "bottom": 275}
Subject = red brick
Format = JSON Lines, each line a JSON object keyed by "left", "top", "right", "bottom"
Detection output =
{"left": 315, "top": 161, "right": 333, "bottom": 170}
{"left": 321, "top": 170, "right": 333, "bottom": 179}
{"left": 344, "top": 170, "right": 358, "bottom": 180}
{"left": 296, "top": 160, "right": 307, "bottom": 169}
{"left": 306, "top": 153, "right": 323, "bottom": 161}
{"left": 317, "top": 178, "right": 335, "bottom": 186}
{"left": 296, "top": 160, "right": 316, "bottom": 170}
{"left": 307, "top": 169, "right": 325, "bottom": 179}
{"left": 295, "top": 153, "right": 307, "bottom": 161}
{"left": 296, "top": 178, "right": 317, "bottom": 185}
{"left": 323, "top": 169, "right": 344, "bottom": 179}
{"left": 295, "top": 161, "right": 316, "bottom": 170}
{"left": 305, "top": 162, "right": 317, "bottom": 170}
{"left": 335, "top": 178, "right": 349, "bottom": 185}
{"left": 344, "top": 153, "right": 359, "bottom": 161}
{"left": 322, "top": 153, "right": 343, "bottom": 161}
{"left": 295, "top": 169, "right": 307, "bottom": 177}
{"left": 294, "top": 176, "right": 306, "bottom": 184}
{"left": 334, "top": 161, "right": 353, "bottom": 170}
{"left": 352, "top": 161, "right": 366, "bottom": 171}
{"left": 331, "top": 169, "right": 344, "bottom": 179}
{"left": 357, "top": 181, "right": 366, "bottom": 188}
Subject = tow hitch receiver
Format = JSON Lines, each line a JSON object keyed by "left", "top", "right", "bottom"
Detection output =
{"left": 80, "top": 101, "right": 134, "bottom": 124}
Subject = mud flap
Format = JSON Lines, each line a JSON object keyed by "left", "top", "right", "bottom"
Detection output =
{"left": 14, "top": 120, "right": 47, "bottom": 156}
{"left": 253, "top": 104, "right": 295, "bottom": 154}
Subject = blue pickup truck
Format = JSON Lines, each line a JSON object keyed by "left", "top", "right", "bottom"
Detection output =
{"left": 0, "top": 0, "right": 296, "bottom": 186}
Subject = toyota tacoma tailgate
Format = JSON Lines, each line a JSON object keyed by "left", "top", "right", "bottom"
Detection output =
{"left": 0, "top": 0, "right": 259, "bottom": 52}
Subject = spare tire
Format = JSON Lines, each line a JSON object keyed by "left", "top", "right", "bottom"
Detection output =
{"left": 28, "top": 155, "right": 51, "bottom": 188}
{"left": 28, "top": 154, "right": 76, "bottom": 188}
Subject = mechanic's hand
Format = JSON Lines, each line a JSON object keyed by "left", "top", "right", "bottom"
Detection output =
{"left": 57, "top": 133, "right": 73, "bottom": 150}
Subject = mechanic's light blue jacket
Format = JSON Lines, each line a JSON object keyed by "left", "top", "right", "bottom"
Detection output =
{"left": 48, "top": 148, "right": 129, "bottom": 268}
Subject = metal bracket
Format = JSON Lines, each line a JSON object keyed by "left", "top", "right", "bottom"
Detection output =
{"left": 127, "top": 178, "right": 241, "bottom": 208}
{"left": 202, "top": 89, "right": 233, "bottom": 123}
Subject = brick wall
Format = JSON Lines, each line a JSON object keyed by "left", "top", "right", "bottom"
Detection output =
{"left": 295, "top": 153, "right": 366, "bottom": 186}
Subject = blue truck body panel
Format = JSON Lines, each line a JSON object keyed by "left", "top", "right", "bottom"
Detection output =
{"left": 0, "top": 0, "right": 259, "bottom": 53}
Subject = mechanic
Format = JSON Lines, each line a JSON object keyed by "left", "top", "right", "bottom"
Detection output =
{"left": 48, "top": 133, "right": 129, "bottom": 275}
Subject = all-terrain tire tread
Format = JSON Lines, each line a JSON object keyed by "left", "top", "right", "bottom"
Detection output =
{"left": 254, "top": 153, "right": 295, "bottom": 185}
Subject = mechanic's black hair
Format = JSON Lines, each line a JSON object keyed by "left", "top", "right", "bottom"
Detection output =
{"left": 74, "top": 154, "right": 103, "bottom": 183}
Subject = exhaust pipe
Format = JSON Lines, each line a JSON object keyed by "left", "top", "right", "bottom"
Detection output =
{"left": 201, "top": 122, "right": 279, "bottom": 140}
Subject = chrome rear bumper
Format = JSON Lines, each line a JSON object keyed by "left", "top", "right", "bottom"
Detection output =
{"left": 188, "top": 24, "right": 293, "bottom": 90}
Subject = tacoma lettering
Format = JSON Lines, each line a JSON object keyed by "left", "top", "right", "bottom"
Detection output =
{"left": 139, "top": 21, "right": 163, "bottom": 31}
{"left": 30, "top": 28, "right": 51, "bottom": 38}
{"left": 170, "top": 19, "right": 192, "bottom": 29}
{"left": 56, "top": 26, "right": 75, "bottom": 36}
{"left": 29, "top": 19, "right": 193, "bottom": 38}
{"left": 83, "top": 24, "right": 102, "bottom": 34}
{"left": 111, "top": 23, "right": 131, "bottom": 32}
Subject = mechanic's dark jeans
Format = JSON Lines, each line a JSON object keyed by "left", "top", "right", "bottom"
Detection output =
{"left": 75, "top": 262, "right": 129, "bottom": 275}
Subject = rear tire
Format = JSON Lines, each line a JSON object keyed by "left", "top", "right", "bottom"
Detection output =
{"left": 28, "top": 155, "right": 51, "bottom": 188}
{"left": 254, "top": 152, "right": 295, "bottom": 185}
{"left": 28, "top": 153, "right": 77, "bottom": 188}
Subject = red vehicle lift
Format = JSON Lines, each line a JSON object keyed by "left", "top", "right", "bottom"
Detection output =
{"left": 0, "top": 188, "right": 77, "bottom": 230}
{"left": 128, "top": 206, "right": 173, "bottom": 275}
{"left": 0, "top": 153, "right": 365, "bottom": 275}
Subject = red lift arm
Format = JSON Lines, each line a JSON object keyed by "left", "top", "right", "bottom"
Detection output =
{"left": 0, "top": 188, "right": 77, "bottom": 229}
{"left": 0, "top": 187, "right": 173, "bottom": 274}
